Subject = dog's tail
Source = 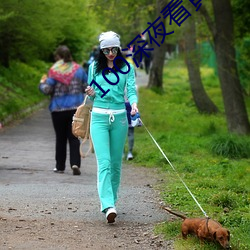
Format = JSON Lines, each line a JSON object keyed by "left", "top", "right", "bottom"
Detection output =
{"left": 162, "top": 206, "right": 187, "bottom": 220}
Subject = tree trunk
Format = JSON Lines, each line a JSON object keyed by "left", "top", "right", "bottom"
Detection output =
{"left": 147, "top": 44, "right": 166, "bottom": 89}
{"left": 185, "top": 16, "right": 218, "bottom": 114}
{"left": 212, "top": 0, "right": 250, "bottom": 134}
{"left": 147, "top": 0, "right": 168, "bottom": 90}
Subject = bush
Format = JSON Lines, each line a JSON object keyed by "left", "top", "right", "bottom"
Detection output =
{"left": 0, "top": 60, "right": 48, "bottom": 122}
{"left": 210, "top": 191, "right": 237, "bottom": 209}
{"left": 210, "top": 135, "right": 250, "bottom": 159}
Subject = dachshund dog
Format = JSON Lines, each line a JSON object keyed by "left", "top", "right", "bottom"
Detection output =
{"left": 162, "top": 207, "right": 231, "bottom": 249}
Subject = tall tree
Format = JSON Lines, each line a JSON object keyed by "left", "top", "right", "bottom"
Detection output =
{"left": 184, "top": 15, "right": 218, "bottom": 114}
{"left": 200, "top": 0, "right": 250, "bottom": 134}
{"left": 147, "top": 0, "right": 168, "bottom": 90}
{"left": 147, "top": 0, "right": 193, "bottom": 90}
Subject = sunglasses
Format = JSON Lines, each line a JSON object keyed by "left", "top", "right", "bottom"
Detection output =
{"left": 102, "top": 47, "right": 119, "bottom": 55}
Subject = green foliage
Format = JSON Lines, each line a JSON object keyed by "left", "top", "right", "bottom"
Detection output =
{"left": 91, "top": 0, "right": 156, "bottom": 45}
{"left": 193, "top": 0, "right": 214, "bottom": 42}
{"left": 154, "top": 221, "right": 181, "bottom": 240}
{"left": 0, "top": 0, "right": 99, "bottom": 66}
{"left": 236, "top": 37, "right": 250, "bottom": 95}
{"left": 233, "top": 0, "right": 250, "bottom": 98}
{"left": 130, "top": 59, "right": 250, "bottom": 249}
{"left": 210, "top": 191, "right": 238, "bottom": 209}
{"left": 232, "top": 0, "right": 250, "bottom": 39}
{"left": 210, "top": 135, "right": 250, "bottom": 159}
{"left": 0, "top": 60, "right": 49, "bottom": 122}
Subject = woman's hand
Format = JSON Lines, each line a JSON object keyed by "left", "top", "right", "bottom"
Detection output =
{"left": 85, "top": 86, "right": 96, "bottom": 97}
{"left": 40, "top": 74, "right": 47, "bottom": 84}
{"left": 131, "top": 103, "right": 138, "bottom": 116}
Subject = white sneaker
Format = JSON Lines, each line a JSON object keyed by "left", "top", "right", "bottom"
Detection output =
{"left": 127, "top": 152, "right": 133, "bottom": 160}
{"left": 105, "top": 207, "right": 117, "bottom": 223}
{"left": 53, "top": 168, "right": 64, "bottom": 173}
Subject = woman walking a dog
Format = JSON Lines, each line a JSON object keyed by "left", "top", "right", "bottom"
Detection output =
{"left": 85, "top": 31, "right": 138, "bottom": 223}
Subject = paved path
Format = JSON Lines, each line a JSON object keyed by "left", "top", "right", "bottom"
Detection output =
{"left": 136, "top": 69, "right": 149, "bottom": 88}
{"left": 0, "top": 106, "right": 164, "bottom": 224}
{"left": 0, "top": 69, "right": 152, "bottom": 222}
{"left": 0, "top": 71, "right": 174, "bottom": 249}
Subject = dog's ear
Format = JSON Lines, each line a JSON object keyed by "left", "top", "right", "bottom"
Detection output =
{"left": 227, "top": 230, "right": 230, "bottom": 240}
{"left": 213, "top": 231, "right": 217, "bottom": 240}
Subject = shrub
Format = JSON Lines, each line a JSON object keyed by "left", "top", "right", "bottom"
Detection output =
{"left": 210, "top": 191, "right": 237, "bottom": 209}
{"left": 210, "top": 135, "right": 250, "bottom": 159}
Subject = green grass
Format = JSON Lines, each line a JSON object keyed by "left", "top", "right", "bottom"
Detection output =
{"left": 129, "top": 59, "right": 250, "bottom": 250}
{"left": 0, "top": 60, "right": 50, "bottom": 123}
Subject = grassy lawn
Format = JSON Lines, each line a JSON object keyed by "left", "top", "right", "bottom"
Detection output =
{"left": 128, "top": 59, "right": 250, "bottom": 250}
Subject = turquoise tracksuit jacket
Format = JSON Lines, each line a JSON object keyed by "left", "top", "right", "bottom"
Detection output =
{"left": 87, "top": 62, "right": 138, "bottom": 109}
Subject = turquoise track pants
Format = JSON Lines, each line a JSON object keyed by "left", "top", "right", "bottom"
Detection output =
{"left": 90, "top": 111, "right": 128, "bottom": 212}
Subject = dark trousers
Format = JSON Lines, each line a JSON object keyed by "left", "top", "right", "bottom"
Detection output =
{"left": 51, "top": 110, "right": 80, "bottom": 171}
{"left": 127, "top": 127, "right": 134, "bottom": 152}
{"left": 125, "top": 102, "right": 134, "bottom": 153}
{"left": 144, "top": 59, "right": 151, "bottom": 74}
